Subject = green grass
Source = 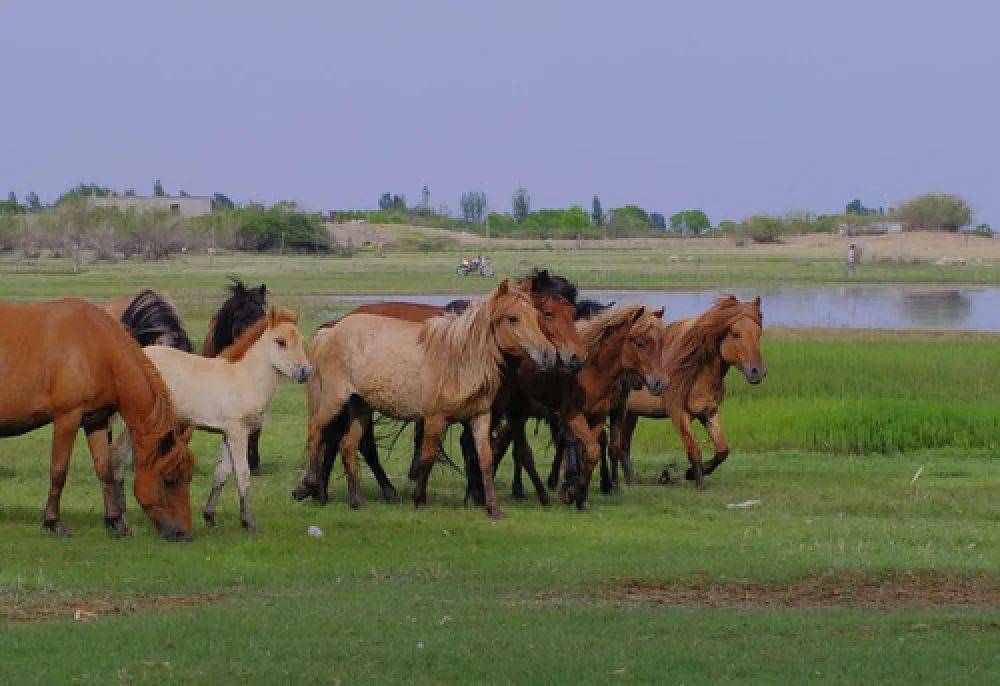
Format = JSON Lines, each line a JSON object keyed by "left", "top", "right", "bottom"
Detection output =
{"left": 0, "top": 256, "right": 998, "bottom": 684}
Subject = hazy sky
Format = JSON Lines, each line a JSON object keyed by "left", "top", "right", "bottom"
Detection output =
{"left": 2, "top": 1, "right": 998, "bottom": 224}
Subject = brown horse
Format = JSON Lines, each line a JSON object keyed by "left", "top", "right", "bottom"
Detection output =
{"left": 497, "top": 305, "right": 669, "bottom": 510}
{"left": 608, "top": 296, "right": 765, "bottom": 490}
{"left": 292, "top": 269, "right": 586, "bottom": 507}
{"left": 303, "top": 279, "right": 556, "bottom": 518}
{"left": 0, "top": 298, "right": 195, "bottom": 540}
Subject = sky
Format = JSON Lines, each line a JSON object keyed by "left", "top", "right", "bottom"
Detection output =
{"left": 2, "top": 0, "right": 998, "bottom": 224}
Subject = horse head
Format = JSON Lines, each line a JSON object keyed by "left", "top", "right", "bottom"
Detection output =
{"left": 490, "top": 279, "right": 557, "bottom": 370}
{"left": 521, "top": 269, "right": 586, "bottom": 373}
{"left": 262, "top": 307, "right": 312, "bottom": 383}
{"left": 719, "top": 296, "right": 766, "bottom": 384}
{"left": 620, "top": 306, "right": 669, "bottom": 395}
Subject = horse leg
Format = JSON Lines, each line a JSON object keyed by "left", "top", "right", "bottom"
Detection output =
{"left": 408, "top": 420, "right": 425, "bottom": 481}
{"left": 203, "top": 438, "right": 234, "bottom": 527}
{"left": 412, "top": 417, "right": 446, "bottom": 508}
{"left": 225, "top": 430, "right": 256, "bottom": 530}
{"left": 699, "top": 411, "right": 730, "bottom": 478}
{"left": 317, "top": 411, "right": 348, "bottom": 504}
{"left": 598, "top": 427, "right": 614, "bottom": 495}
{"left": 462, "top": 422, "right": 485, "bottom": 507}
{"left": 109, "top": 421, "right": 132, "bottom": 526}
{"left": 563, "top": 414, "right": 600, "bottom": 511}
{"left": 621, "top": 412, "right": 639, "bottom": 486}
{"left": 547, "top": 423, "right": 565, "bottom": 490}
{"left": 247, "top": 428, "right": 263, "bottom": 476}
{"left": 42, "top": 410, "right": 83, "bottom": 538}
{"left": 493, "top": 419, "right": 525, "bottom": 499}
{"left": 673, "top": 413, "right": 706, "bottom": 489}
{"left": 86, "top": 424, "right": 129, "bottom": 538}
{"left": 470, "top": 414, "right": 504, "bottom": 519}
{"left": 510, "top": 414, "right": 549, "bottom": 506}
{"left": 338, "top": 405, "right": 370, "bottom": 510}
{"left": 360, "top": 420, "right": 400, "bottom": 504}
{"left": 611, "top": 410, "right": 639, "bottom": 487}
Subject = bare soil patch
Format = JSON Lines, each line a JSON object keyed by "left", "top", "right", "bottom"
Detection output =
{"left": 0, "top": 589, "right": 229, "bottom": 626}
{"left": 606, "top": 571, "right": 999, "bottom": 610}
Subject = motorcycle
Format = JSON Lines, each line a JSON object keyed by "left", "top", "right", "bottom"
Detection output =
{"left": 456, "top": 257, "right": 494, "bottom": 277}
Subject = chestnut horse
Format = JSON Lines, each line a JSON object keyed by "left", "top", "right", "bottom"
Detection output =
{"left": 0, "top": 299, "right": 195, "bottom": 540}
{"left": 292, "top": 269, "right": 585, "bottom": 508}
{"left": 303, "top": 279, "right": 556, "bottom": 518}
{"left": 204, "top": 277, "right": 269, "bottom": 475}
{"left": 607, "top": 296, "right": 766, "bottom": 490}
{"left": 488, "top": 305, "right": 669, "bottom": 511}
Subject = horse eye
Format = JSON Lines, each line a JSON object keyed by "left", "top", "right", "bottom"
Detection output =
{"left": 731, "top": 331, "right": 741, "bottom": 339}
{"left": 507, "top": 315, "right": 519, "bottom": 324}
{"left": 635, "top": 339, "right": 645, "bottom": 349}
{"left": 543, "top": 310, "right": 554, "bottom": 318}
{"left": 163, "top": 477, "right": 177, "bottom": 488}
{"left": 276, "top": 338, "right": 287, "bottom": 348}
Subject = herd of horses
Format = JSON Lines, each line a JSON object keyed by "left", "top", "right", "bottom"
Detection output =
{"left": 0, "top": 271, "right": 766, "bottom": 541}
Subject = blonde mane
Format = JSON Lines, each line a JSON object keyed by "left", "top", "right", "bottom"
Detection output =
{"left": 667, "top": 296, "right": 762, "bottom": 397}
{"left": 577, "top": 305, "right": 646, "bottom": 354}
{"left": 418, "top": 288, "right": 525, "bottom": 402}
{"left": 219, "top": 307, "right": 299, "bottom": 362}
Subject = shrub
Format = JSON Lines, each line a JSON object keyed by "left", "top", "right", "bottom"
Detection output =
{"left": 896, "top": 193, "right": 971, "bottom": 232}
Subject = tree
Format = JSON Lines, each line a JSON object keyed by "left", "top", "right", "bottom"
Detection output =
{"left": 896, "top": 193, "right": 971, "bottom": 232}
{"left": 25, "top": 191, "right": 41, "bottom": 211}
{"left": 845, "top": 198, "right": 870, "bottom": 216}
{"left": 591, "top": 195, "right": 604, "bottom": 226}
{"left": 460, "top": 191, "right": 487, "bottom": 224}
{"left": 124, "top": 188, "right": 137, "bottom": 197}
{"left": 391, "top": 194, "right": 406, "bottom": 211}
{"left": 650, "top": 212, "right": 666, "bottom": 230}
{"left": 669, "top": 209, "right": 710, "bottom": 234}
{"left": 153, "top": 179, "right": 165, "bottom": 197}
{"left": 7, "top": 191, "right": 16, "bottom": 204}
{"left": 212, "top": 192, "right": 234, "bottom": 210}
{"left": 511, "top": 187, "right": 530, "bottom": 223}
{"left": 54, "top": 183, "right": 111, "bottom": 206}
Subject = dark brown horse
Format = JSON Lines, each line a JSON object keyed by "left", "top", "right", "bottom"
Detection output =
{"left": 292, "top": 269, "right": 586, "bottom": 508}
{"left": 203, "top": 277, "right": 268, "bottom": 474}
{"left": 103, "top": 290, "right": 193, "bottom": 352}
{"left": 607, "top": 296, "right": 766, "bottom": 490}
{"left": 0, "top": 298, "right": 195, "bottom": 540}
{"left": 489, "top": 305, "right": 669, "bottom": 511}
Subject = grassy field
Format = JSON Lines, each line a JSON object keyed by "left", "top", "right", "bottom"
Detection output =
{"left": 0, "top": 255, "right": 997, "bottom": 684}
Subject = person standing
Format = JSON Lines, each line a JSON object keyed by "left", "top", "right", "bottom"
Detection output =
{"left": 846, "top": 243, "right": 858, "bottom": 276}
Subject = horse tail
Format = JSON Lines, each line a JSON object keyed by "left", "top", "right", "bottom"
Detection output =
{"left": 120, "top": 290, "right": 193, "bottom": 352}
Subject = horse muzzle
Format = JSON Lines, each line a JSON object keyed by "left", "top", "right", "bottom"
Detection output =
{"left": 293, "top": 364, "right": 313, "bottom": 383}
{"left": 529, "top": 347, "right": 557, "bottom": 371}
{"left": 742, "top": 362, "right": 767, "bottom": 385}
{"left": 646, "top": 375, "right": 668, "bottom": 396}
{"left": 561, "top": 348, "right": 586, "bottom": 373}
{"left": 157, "top": 518, "right": 194, "bottom": 542}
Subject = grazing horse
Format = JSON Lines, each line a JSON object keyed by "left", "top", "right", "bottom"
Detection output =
{"left": 0, "top": 299, "right": 195, "bottom": 540}
{"left": 291, "top": 269, "right": 585, "bottom": 508}
{"left": 103, "top": 289, "right": 193, "bottom": 352}
{"left": 488, "top": 305, "right": 669, "bottom": 511}
{"left": 203, "top": 277, "right": 268, "bottom": 474}
{"left": 608, "top": 296, "right": 766, "bottom": 490}
{"left": 116, "top": 308, "right": 311, "bottom": 532}
{"left": 303, "top": 279, "right": 556, "bottom": 518}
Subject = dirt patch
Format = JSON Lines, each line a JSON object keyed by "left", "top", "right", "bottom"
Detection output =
{"left": 0, "top": 589, "right": 229, "bottom": 626}
{"left": 605, "top": 571, "right": 999, "bottom": 610}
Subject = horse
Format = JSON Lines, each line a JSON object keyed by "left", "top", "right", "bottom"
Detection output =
{"left": 203, "top": 277, "right": 268, "bottom": 475}
{"left": 291, "top": 269, "right": 585, "bottom": 508}
{"left": 483, "top": 304, "right": 669, "bottom": 511}
{"left": 103, "top": 289, "right": 193, "bottom": 352}
{"left": 0, "top": 298, "right": 195, "bottom": 540}
{"left": 493, "top": 297, "right": 616, "bottom": 500}
{"left": 302, "top": 278, "right": 557, "bottom": 518}
{"left": 115, "top": 308, "right": 311, "bottom": 532}
{"left": 607, "top": 295, "right": 766, "bottom": 490}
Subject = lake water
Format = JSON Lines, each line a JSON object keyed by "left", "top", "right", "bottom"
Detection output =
{"left": 336, "top": 286, "right": 1000, "bottom": 332}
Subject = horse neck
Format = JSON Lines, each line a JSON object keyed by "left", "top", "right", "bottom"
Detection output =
{"left": 111, "top": 350, "right": 172, "bottom": 466}
{"left": 233, "top": 334, "right": 283, "bottom": 396}
{"left": 577, "top": 334, "right": 626, "bottom": 408}
{"left": 428, "top": 304, "right": 503, "bottom": 405}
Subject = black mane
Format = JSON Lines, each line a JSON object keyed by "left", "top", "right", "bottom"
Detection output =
{"left": 209, "top": 276, "right": 268, "bottom": 352}
{"left": 574, "top": 299, "right": 615, "bottom": 320}
{"left": 121, "top": 289, "right": 193, "bottom": 352}
{"left": 525, "top": 268, "right": 578, "bottom": 303}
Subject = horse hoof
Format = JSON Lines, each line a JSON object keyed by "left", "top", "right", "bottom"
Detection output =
{"left": 348, "top": 495, "right": 367, "bottom": 510}
{"left": 164, "top": 530, "right": 194, "bottom": 542}
{"left": 684, "top": 467, "right": 698, "bottom": 481}
{"left": 291, "top": 483, "right": 313, "bottom": 501}
{"left": 241, "top": 517, "right": 257, "bottom": 533}
{"left": 511, "top": 485, "right": 526, "bottom": 499}
{"left": 486, "top": 506, "right": 506, "bottom": 520}
{"left": 203, "top": 512, "right": 217, "bottom": 528}
{"left": 576, "top": 500, "right": 591, "bottom": 512}
{"left": 381, "top": 487, "right": 402, "bottom": 504}
{"left": 250, "top": 468, "right": 262, "bottom": 477}
{"left": 105, "top": 517, "right": 132, "bottom": 539}
{"left": 537, "top": 491, "right": 551, "bottom": 507}
{"left": 546, "top": 475, "right": 559, "bottom": 490}
{"left": 696, "top": 481, "right": 707, "bottom": 491}
{"left": 659, "top": 469, "right": 676, "bottom": 485}
{"left": 44, "top": 521, "right": 70, "bottom": 539}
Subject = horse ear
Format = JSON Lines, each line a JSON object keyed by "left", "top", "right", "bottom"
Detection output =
{"left": 268, "top": 307, "right": 278, "bottom": 327}
{"left": 629, "top": 306, "right": 646, "bottom": 325}
{"left": 519, "top": 274, "right": 534, "bottom": 293}
{"left": 753, "top": 296, "right": 761, "bottom": 307}
{"left": 179, "top": 426, "right": 194, "bottom": 445}
{"left": 261, "top": 283, "right": 267, "bottom": 294}
{"left": 496, "top": 278, "right": 511, "bottom": 296}
{"left": 650, "top": 306, "right": 665, "bottom": 319}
